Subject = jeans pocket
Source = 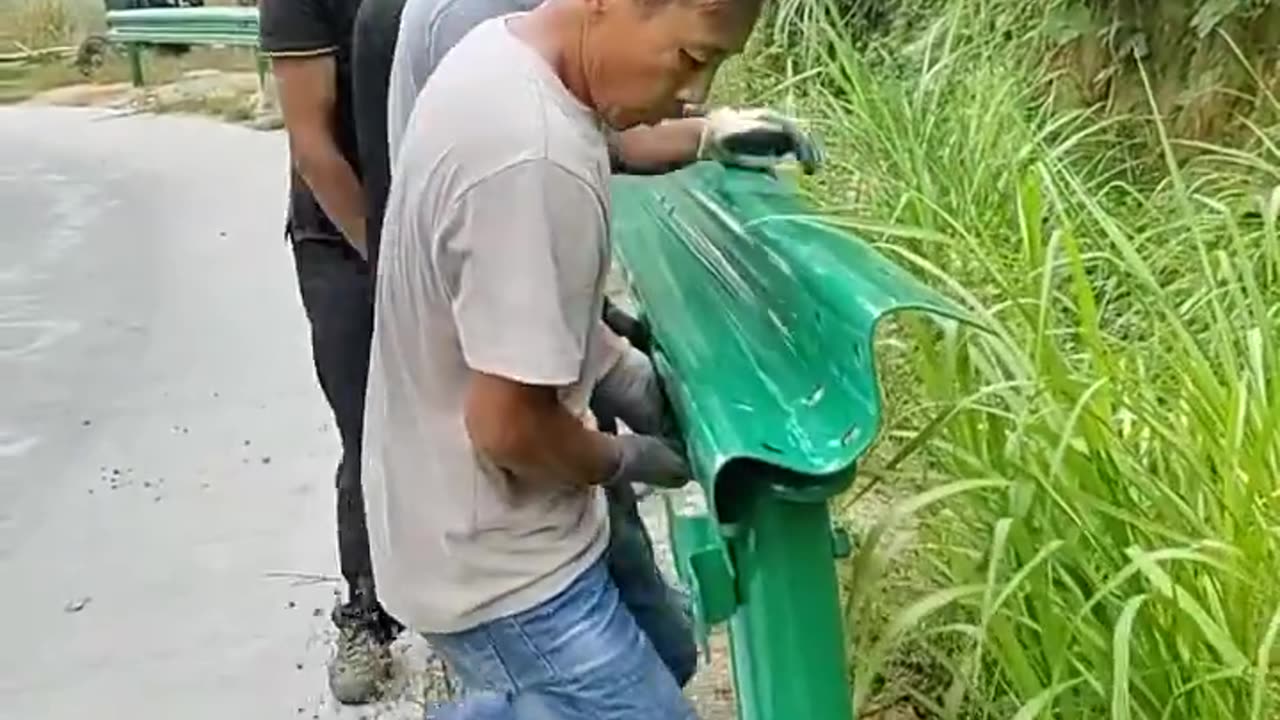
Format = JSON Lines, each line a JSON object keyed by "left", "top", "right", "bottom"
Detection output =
{"left": 426, "top": 628, "right": 516, "bottom": 696}
{"left": 430, "top": 562, "right": 696, "bottom": 719}
{"left": 510, "top": 563, "right": 651, "bottom": 686}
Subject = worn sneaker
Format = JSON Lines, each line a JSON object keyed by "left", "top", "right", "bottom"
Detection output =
{"left": 328, "top": 620, "right": 392, "bottom": 705}
{"left": 422, "top": 652, "right": 459, "bottom": 715}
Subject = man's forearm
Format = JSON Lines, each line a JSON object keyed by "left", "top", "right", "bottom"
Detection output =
{"left": 499, "top": 408, "right": 618, "bottom": 490}
{"left": 294, "top": 141, "right": 368, "bottom": 255}
{"left": 609, "top": 118, "right": 705, "bottom": 175}
{"left": 465, "top": 377, "right": 618, "bottom": 490}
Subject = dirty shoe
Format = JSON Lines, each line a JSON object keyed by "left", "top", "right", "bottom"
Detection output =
{"left": 328, "top": 617, "right": 392, "bottom": 704}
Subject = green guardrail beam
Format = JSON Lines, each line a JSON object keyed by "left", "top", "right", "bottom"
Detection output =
{"left": 104, "top": 7, "right": 261, "bottom": 87}
{"left": 610, "top": 163, "right": 974, "bottom": 720}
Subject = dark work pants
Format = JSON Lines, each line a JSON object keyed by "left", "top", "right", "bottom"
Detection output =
{"left": 604, "top": 481, "right": 698, "bottom": 687}
{"left": 596, "top": 305, "right": 697, "bottom": 687}
{"left": 291, "top": 238, "right": 399, "bottom": 640}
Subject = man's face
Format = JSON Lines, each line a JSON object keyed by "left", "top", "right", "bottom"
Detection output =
{"left": 582, "top": 0, "right": 761, "bottom": 129}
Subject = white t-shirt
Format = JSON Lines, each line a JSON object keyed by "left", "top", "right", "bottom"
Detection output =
{"left": 364, "top": 15, "right": 615, "bottom": 634}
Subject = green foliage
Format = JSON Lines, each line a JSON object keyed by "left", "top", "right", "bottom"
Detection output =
{"left": 725, "top": 0, "right": 1280, "bottom": 716}
{"left": 759, "top": 0, "right": 1280, "bottom": 143}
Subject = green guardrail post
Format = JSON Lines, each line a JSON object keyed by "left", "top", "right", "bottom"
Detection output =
{"left": 127, "top": 43, "right": 144, "bottom": 86}
{"left": 611, "top": 163, "right": 979, "bottom": 720}
{"left": 106, "top": 7, "right": 263, "bottom": 87}
{"left": 254, "top": 50, "right": 268, "bottom": 89}
{"left": 726, "top": 483, "right": 853, "bottom": 719}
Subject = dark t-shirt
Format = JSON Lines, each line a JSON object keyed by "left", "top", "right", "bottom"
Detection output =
{"left": 259, "top": 0, "right": 363, "bottom": 244}
{"left": 352, "top": 0, "right": 406, "bottom": 270}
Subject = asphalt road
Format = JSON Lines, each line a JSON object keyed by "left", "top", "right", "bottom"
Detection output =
{"left": 0, "top": 106, "right": 433, "bottom": 720}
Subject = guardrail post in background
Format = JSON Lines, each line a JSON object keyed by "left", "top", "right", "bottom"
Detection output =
{"left": 611, "top": 164, "right": 977, "bottom": 719}
{"left": 127, "top": 43, "right": 144, "bottom": 86}
{"left": 254, "top": 52, "right": 279, "bottom": 118}
{"left": 105, "top": 8, "right": 262, "bottom": 91}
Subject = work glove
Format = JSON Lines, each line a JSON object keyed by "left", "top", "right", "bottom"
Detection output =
{"left": 594, "top": 343, "right": 691, "bottom": 489}
{"left": 601, "top": 297, "right": 651, "bottom": 355}
{"left": 593, "top": 344, "right": 676, "bottom": 438}
{"left": 607, "top": 434, "right": 690, "bottom": 490}
{"left": 697, "top": 107, "right": 824, "bottom": 175}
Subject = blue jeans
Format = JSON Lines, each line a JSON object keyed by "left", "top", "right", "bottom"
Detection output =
{"left": 424, "top": 557, "right": 698, "bottom": 719}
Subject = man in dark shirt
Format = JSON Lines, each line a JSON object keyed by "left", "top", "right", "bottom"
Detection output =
{"left": 258, "top": 0, "right": 400, "bottom": 705}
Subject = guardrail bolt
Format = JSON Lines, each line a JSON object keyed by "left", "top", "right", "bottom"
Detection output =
{"left": 831, "top": 524, "right": 853, "bottom": 558}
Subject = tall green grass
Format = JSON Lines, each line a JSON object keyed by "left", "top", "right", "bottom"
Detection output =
{"left": 729, "top": 0, "right": 1280, "bottom": 716}
{"left": 1, "top": 0, "right": 80, "bottom": 49}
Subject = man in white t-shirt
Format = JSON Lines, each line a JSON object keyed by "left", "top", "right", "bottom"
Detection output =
{"left": 354, "top": 0, "right": 821, "bottom": 698}
{"left": 364, "top": 0, "right": 784, "bottom": 715}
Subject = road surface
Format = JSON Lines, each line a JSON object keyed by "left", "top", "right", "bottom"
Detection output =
{"left": 0, "top": 106, "right": 436, "bottom": 720}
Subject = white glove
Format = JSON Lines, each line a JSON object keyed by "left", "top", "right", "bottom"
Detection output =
{"left": 697, "top": 107, "right": 823, "bottom": 174}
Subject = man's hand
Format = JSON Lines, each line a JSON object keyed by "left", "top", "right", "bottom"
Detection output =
{"left": 591, "top": 342, "right": 691, "bottom": 491}
{"left": 698, "top": 107, "right": 823, "bottom": 175}
{"left": 464, "top": 365, "right": 690, "bottom": 491}
{"left": 601, "top": 298, "right": 651, "bottom": 355}
{"left": 273, "top": 55, "right": 369, "bottom": 257}
{"left": 610, "top": 108, "right": 823, "bottom": 176}
{"left": 607, "top": 434, "right": 690, "bottom": 490}
{"left": 592, "top": 343, "right": 676, "bottom": 436}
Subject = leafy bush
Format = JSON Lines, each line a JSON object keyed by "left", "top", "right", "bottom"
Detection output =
{"left": 4, "top": 0, "right": 79, "bottom": 49}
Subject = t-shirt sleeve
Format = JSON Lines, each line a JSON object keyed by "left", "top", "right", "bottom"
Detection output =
{"left": 424, "top": 0, "right": 512, "bottom": 69}
{"left": 438, "top": 160, "right": 607, "bottom": 387}
{"left": 259, "top": 0, "right": 337, "bottom": 57}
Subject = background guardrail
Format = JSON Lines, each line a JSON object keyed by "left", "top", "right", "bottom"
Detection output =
{"left": 104, "top": 7, "right": 262, "bottom": 88}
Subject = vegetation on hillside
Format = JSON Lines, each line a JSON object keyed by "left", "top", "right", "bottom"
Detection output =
{"left": 721, "top": 0, "right": 1280, "bottom": 717}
